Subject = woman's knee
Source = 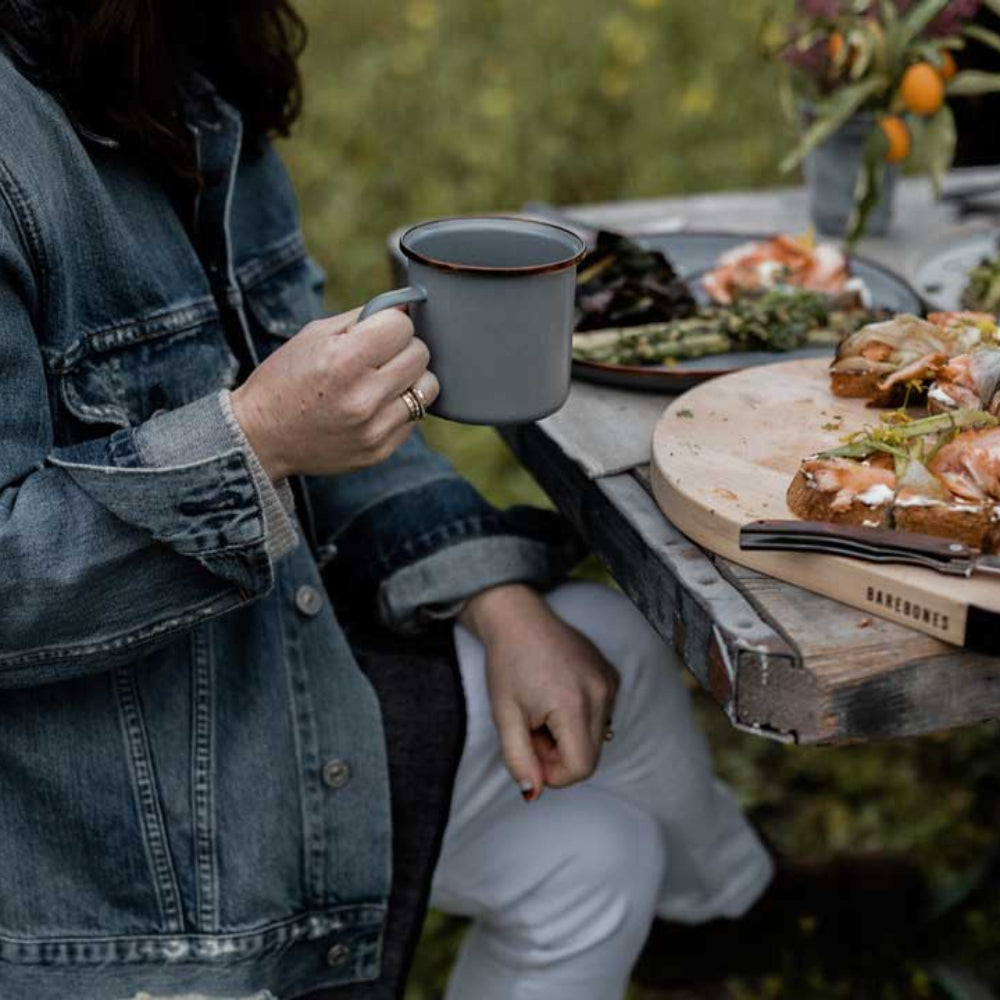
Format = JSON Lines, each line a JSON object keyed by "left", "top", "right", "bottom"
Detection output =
{"left": 529, "top": 793, "right": 666, "bottom": 960}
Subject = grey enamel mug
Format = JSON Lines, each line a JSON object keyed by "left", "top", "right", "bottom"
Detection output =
{"left": 359, "top": 216, "right": 587, "bottom": 425}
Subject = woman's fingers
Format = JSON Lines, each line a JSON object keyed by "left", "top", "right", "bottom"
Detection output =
{"left": 494, "top": 700, "right": 545, "bottom": 802}
{"left": 408, "top": 369, "right": 440, "bottom": 413}
{"left": 543, "top": 709, "right": 600, "bottom": 789}
{"left": 376, "top": 336, "right": 431, "bottom": 398}
{"left": 302, "top": 307, "right": 363, "bottom": 341}
{"left": 370, "top": 369, "right": 440, "bottom": 437}
{"left": 345, "top": 308, "right": 415, "bottom": 368}
{"left": 375, "top": 421, "right": 418, "bottom": 463}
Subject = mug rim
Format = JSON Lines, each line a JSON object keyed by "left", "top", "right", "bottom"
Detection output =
{"left": 399, "top": 215, "right": 587, "bottom": 276}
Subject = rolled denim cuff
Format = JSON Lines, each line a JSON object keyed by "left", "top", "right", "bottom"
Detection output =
{"left": 50, "top": 447, "right": 270, "bottom": 594}
{"left": 50, "top": 392, "right": 295, "bottom": 596}
{"left": 218, "top": 391, "right": 298, "bottom": 556}
{"left": 378, "top": 535, "right": 572, "bottom": 634}
{"left": 133, "top": 390, "right": 298, "bottom": 562}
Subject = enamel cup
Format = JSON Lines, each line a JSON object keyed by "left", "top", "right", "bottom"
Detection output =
{"left": 360, "top": 216, "right": 587, "bottom": 425}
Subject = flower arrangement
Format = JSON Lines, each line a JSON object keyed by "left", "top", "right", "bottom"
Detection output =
{"left": 766, "top": 0, "right": 1000, "bottom": 242}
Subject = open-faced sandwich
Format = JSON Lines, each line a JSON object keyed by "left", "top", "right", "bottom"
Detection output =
{"left": 702, "top": 234, "right": 865, "bottom": 305}
{"left": 926, "top": 345, "right": 1000, "bottom": 416}
{"left": 828, "top": 311, "right": 999, "bottom": 407}
{"left": 787, "top": 409, "right": 1000, "bottom": 551}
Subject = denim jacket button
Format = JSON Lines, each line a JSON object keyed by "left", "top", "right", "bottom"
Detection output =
{"left": 322, "top": 759, "right": 352, "bottom": 790}
{"left": 295, "top": 585, "right": 323, "bottom": 617}
{"left": 326, "top": 943, "right": 351, "bottom": 968}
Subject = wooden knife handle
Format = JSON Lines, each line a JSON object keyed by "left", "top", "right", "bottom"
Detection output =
{"left": 740, "top": 520, "right": 976, "bottom": 575}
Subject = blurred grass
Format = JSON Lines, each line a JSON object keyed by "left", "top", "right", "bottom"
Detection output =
{"left": 281, "top": 1, "right": 1000, "bottom": 997}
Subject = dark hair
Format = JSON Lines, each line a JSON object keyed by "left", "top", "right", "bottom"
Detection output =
{"left": 0, "top": 0, "right": 307, "bottom": 179}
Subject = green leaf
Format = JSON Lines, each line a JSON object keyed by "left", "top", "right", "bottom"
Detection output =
{"left": 920, "top": 105, "right": 957, "bottom": 198}
{"left": 776, "top": 65, "right": 798, "bottom": 125}
{"left": 981, "top": 0, "right": 1000, "bottom": 21}
{"left": 848, "top": 26, "right": 876, "bottom": 81}
{"left": 780, "top": 76, "right": 888, "bottom": 173}
{"left": 964, "top": 23, "right": 1000, "bottom": 56}
{"left": 894, "top": 0, "right": 951, "bottom": 51}
{"left": 947, "top": 70, "right": 1000, "bottom": 96}
{"left": 846, "top": 125, "right": 889, "bottom": 247}
{"left": 912, "top": 39, "right": 964, "bottom": 65}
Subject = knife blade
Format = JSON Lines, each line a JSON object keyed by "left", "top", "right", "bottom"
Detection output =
{"left": 740, "top": 520, "right": 1000, "bottom": 579}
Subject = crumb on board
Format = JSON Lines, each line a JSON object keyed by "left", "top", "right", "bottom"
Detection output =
{"left": 677, "top": 408, "right": 695, "bottom": 419}
{"left": 713, "top": 487, "right": 739, "bottom": 502}
{"left": 858, "top": 618, "right": 873, "bottom": 629}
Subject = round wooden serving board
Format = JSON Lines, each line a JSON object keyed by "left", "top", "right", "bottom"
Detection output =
{"left": 651, "top": 357, "right": 1000, "bottom": 648}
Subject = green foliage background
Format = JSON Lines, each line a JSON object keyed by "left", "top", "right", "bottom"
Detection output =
{"left": 280, "top": 1, "right": 1000, "bottom": 996}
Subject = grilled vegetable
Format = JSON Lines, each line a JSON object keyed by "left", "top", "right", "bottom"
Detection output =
{"left": 961, "top": 240, "right": 1000, "bottom": 314}
{"left": 573, "top": 288, "right": 885, "bottom": 367}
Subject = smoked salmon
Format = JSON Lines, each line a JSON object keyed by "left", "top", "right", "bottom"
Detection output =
{"left": 929, "top": 427, "right": 1000, "bottom": 502}
{"left": 702, "top": 236, "right": 857, "bottom": 305}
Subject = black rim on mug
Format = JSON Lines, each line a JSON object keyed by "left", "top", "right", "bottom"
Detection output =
{"left": 398, "top": 215, "right": 587, "bottom": 277}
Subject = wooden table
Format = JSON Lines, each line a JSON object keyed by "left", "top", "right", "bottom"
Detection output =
{"left": 503, "top": 172, "right": 1000, "bottom": 747}
{"left": 389, "top": 171, "right": 1000, "bottom": 746}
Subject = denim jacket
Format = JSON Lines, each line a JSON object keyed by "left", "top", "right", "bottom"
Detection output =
{"left": 0, "top": 14, "right": 581, "bottom": 999}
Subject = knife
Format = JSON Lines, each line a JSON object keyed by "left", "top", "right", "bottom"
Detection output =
{"left": 740, "top": 520, "right": 1000, "bottom": 578}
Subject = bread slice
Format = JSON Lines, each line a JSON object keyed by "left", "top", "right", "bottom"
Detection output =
{"left": 786, "top": 468, "right": 891, "bottom": 527}
{"left": 892, "top": 501, "right": 997, "bottom": 551}
{"left": 830, "top": 370, "right": 883, "bottom": 399}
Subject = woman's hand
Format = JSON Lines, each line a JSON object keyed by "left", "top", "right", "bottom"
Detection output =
{"left": 231, "top": 307, "right": 439, "bottom": 481}
{"left": 460, "top": 584, "right": 620, "bottom": 800}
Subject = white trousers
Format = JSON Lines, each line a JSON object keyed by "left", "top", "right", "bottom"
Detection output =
{"left": 429, "top": 581, "right": 774, "bottom": 1000}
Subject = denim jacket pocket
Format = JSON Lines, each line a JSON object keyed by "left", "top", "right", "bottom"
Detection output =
{"left": 43, "top": 298, "right": 240, "bottom": 436}
{"left": 240, "top": 240, "right": 327, "bottom": 356}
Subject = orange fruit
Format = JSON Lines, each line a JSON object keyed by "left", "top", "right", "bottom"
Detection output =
{"left": 880, "top": 115, "right": 911, "bottom": 164}
{"left": 940, "top": 50, "right": 958, "bottom": 81}
{"left": 828, "top": 31, "right": 846, "bottom": 62}
{"left": 900, "top": 62, "right": 946, "bottom": 116}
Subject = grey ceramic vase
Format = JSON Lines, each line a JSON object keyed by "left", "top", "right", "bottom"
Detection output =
{"left": 801, "top": 109, "right": 899, "bottom": 238}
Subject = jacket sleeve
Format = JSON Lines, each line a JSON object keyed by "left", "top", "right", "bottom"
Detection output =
{"left": 0, "top": 199, "right": 297, "bottom": 688}
{"left": 307, "top": 432, "right": 587, "bottom": 634}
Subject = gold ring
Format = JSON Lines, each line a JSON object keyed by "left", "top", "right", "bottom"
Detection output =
{"left": 411, "top": 385, "right": 430, "bottom": 411}
{"left": 400, "top": 388, "right": 426, "bottom": 422}
{"left": 408, "top": 386, "right": 427, "bottom": 420}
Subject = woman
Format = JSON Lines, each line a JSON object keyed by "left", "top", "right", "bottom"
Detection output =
{"left": 0, "top": 2, "right": 773, "bottom": 998}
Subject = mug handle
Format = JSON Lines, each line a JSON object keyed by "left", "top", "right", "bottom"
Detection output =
{"left": 358, "top": 285, "right": 427, "bottom": 322}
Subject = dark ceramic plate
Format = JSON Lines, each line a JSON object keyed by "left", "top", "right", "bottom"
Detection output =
{"left": 912, "top": 230, "right": 1000, "bottom": 313}
{"left": 571, "top": 231, "right": 925, "bottom": 393}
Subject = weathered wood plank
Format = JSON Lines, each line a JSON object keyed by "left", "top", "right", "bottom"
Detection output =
{"left": 723, "top": 560, "right": 1000, "bottom": 742}
{"left": 536, "top": 381, "right": 668, "bottom": 479}
{"left": 721, "top": 561, "right": 946, "bottom": 681}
